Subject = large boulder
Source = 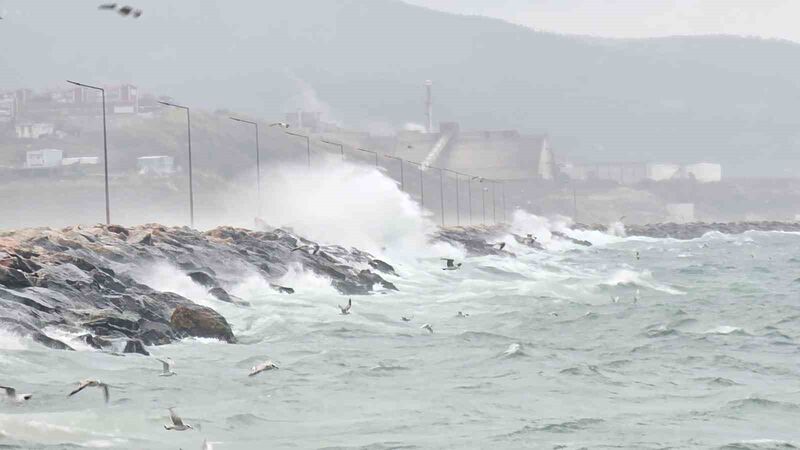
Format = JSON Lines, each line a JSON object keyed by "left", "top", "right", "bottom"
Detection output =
{"left": 170, "top": 304, "right": 236, "bottom": 343}
{"left": 0, "top": 266, "right": 31, "bottom": 288}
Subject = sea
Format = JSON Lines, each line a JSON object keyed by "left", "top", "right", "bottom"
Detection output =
{"left": 1, "top": 215, "right": 800, "bottom": 449}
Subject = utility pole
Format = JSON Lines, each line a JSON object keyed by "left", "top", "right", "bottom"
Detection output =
{"left": 230, "top": 117, "right": 261, "bottom": 217}
{"left": 159, "top": 101, "right": 194, "bottom": 228}
{"left": 68, "top": 80, "right": 110, "bottom": 224}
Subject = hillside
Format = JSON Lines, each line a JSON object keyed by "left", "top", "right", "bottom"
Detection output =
{"left": 2, "top": 0, "right": 800, "bottom": 175}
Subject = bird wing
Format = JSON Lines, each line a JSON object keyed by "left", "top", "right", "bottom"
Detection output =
{"left": 98, "top": 3, "right": 117, "bottom": 9}
{"left": 290, "top": 246, "right": 302, "bottom": 252}
{"left": 101, "top": 384, "right": 109, "bottom": 403}
{"left": 132, "top": 9, "right": 142, "bottom": 17}
{"left": 441, "top": 258, "right": 454, "bottom": 267}
{"left": 169, "top": 408, "right": 185, "bottom": 426}
{"left": 345, "top": 298, "right": 352, "bottom": 312}
{"left": 68, "top": 381, "right": 90, "bottom": 397}
{"left": 118, "top": 6, "right": 132, "bottom": 15}
{"left": 312, "top": 244, "right": 320, "bottom": 255}
{"left": 157, "top": 359, "right": 170, "bottom": 372}
{"left": 0, "top": 386, "right": 16, "bottom": 396}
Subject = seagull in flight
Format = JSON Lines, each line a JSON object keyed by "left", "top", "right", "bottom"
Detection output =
{"left": 339, "top": 298, "right": 352, "bottom": 315}
{"left": 441, "top": 258, "right": 462, "bottom": 271}
{"left": 421, "top": 323, "right": 434, "bottom": 334}
{"left": 164, "top": 407, "right": 194, "bottom": 431}
{"left": 491, "top": 242, "right": 506, "bottom": 250}
{"left": 68, "top": 380, "right": 109, "bottom": 403}
{"left": 98, "top": 3, "right": 117, "bottom": 9}
{"left": 291, "top": 243, "right": 320, "bottom": 255}
{"left": 456, "top": 311, "right": 469, "bottom": 318}
{"left": 522, "top": 234, "right": 537, "bottom": 245}
{"left": 401, "top": 315, "right": 413, "bottom": 322}
{"left": 117, "top": 5, "right": 143, "bottom": 17}
{"left": 157, "top": 358, "right": 176, "bottom": 377}
{"left": 0, "top": 386, "right": 32, "bottom": 403}
{"left": 269, "top": 122, "right": 290, "bottom": 128}
{"left": 249, "top": 360, "right": 279, "bottom": 377}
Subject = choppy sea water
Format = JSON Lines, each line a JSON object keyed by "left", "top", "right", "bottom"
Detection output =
{"left": 2, "top": 227, "right": 800, "bottom": 449}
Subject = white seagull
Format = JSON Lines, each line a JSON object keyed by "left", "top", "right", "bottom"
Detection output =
{"left": 421, "top": 323, "right": 434, "bottom": 334}
{"left": 0, "top": 386, "right": 32, "bottom": 403}
{"left": 339, "top": 298, "right": 352, "bottom": 315}
{"left": 441, "top": 258, "right": 462, "bottom": 271}
{"left": 157, "top": 358, "right": 176, "bottom": 377}
{"left": 269, "top": 122, "right": 290, "bottom": 128}
{"left": 491, "top": 242, "right": 506, "bottom": 250}
{"left": 68, "top": 379, "right": 109, "bottom": 403}
{"left": 249, "top": 360, "right": 279, "bottom": 377}
{"left": 164, "top": 407, "right": 193, "bottom": 431}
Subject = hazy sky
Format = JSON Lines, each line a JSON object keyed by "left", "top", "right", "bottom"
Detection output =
{"left": 405, "top": 0, "right": 800, "bottom": 42}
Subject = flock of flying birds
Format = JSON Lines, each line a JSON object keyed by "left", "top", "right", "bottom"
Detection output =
{"left": 1, "top": 353, "right": 276, "bottom": 448}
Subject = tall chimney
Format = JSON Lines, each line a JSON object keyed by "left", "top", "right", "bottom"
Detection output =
{"left": 425, "top": 80, "right": 433, "bottom": 133}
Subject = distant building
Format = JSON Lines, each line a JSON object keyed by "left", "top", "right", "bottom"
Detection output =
{"left": 15, "top": 123, "right": 54, "bottom": 139}
{"left": 561, "top": 162, "right": 647, "bottom": 185}
{"left": 390, "top": 122, "right": 553, "bottom": 180}
{"left": 646, "top": 163, "right": 682, "bottom": 182}
{"left": 137, "top": 156, "right": 175, "bottom": 175}
{"left": 684, "top": 163, "right": 722, "bottom": 183}
{"left": 62, "top": 157, "right": 99, "bottom": 166}
{"left": 26, "top": 149, "right": 63, "bottom": 169}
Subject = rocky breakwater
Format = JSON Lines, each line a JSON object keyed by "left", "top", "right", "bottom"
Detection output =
{"left": 576, "top": 221, "right": 800, "bottom": 240}
{"left": 0, "top": 224, "right": 397, "bottom": 353}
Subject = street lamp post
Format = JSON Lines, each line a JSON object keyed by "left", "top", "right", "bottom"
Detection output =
{"left": 492, "top": 180, "right": 497, "bottom": 224}
{"left": 407, "top": 161, "right": 424, "bottom": 210}
{"left": 444, "top": 169, "right": 460, "bottom": 226}
{"left": 501, "top": 181, "right": 507, "bottom": 223}
{"left": 467, "top": 174, "right": 473, "bottom": 225}
{"left": 67, "top": 80, "right": 110, "bottom": 224}
{"left": 285, "top": 131, "right": 311, "bottom": 169}
{"left": 159, "top": 101, "right": 194, "bottom": 228}
{"left": 482, "top": 186, "right": 488, "bottom": 225}
{"left": 357, "top": 148, "right": 379, "bottom": 168}
{"left": 321, "top": 140, "right": 344, "bottom": 161}
{"left": 229, "top": 117, "right": 261, "bottom": 217}
{"left": 431, "top": 166, "right": 445, "bottom": 227}
{"left": 384, "top": 154, "right": 404, "bottom": 192}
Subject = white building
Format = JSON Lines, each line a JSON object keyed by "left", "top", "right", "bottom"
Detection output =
{"left": 137, "top": 156, "right": 175, "bottom": 175}
{"left": 26, "top": 149, "right": 63, "bottom": 168}
{"left": 62, "top": 157, "right": 99, "bottom": 166}
{"left": 646, "top": 163, "right": 682, "bottom": 182}
{"left": 684, "top": 163, "right": 722, "bottom": 183}
{"left": 15, "top": 123, "right": 55, "bottom": 139}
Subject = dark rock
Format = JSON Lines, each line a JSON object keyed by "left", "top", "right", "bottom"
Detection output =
{"left": 128, "top": 231, "right": 153, "bottom": 245}
{"left": 269, "top": 284, "right": 294, "bottom": 294}
{"left": 208, "top": 286, "right": 249, "bottom": 306}
{"left": 170, "top": 304, "right": 236, "bottom": 343}
{"left": 187, "top": 271, "right": 218, "bottom": 288}
{"left": 358, "top": 269, "right": 398, "bottom": 291}
{"left": 369, "top": 259, "right": 397, "bottom": 276}
{"left": 123, "top": 339, "right": 149, "bottom": 355}
{"left": 552, "top": 231, "right": 592, "bottom": 247}
{"left": 79, "top": 333, "right": 111, "bottom": 350}
{"left": 106, "top": 225, "right": 129, "bottom": 237}
{"left": 0, "top": 266, "right": 31, "bottom": 288}
{"left": 138, "top": 321, "right": 175, "bottom": 345}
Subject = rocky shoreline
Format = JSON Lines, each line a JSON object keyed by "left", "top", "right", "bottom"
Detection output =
{"left": 0, "top": 224, "right": 398, "bottom": 353}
